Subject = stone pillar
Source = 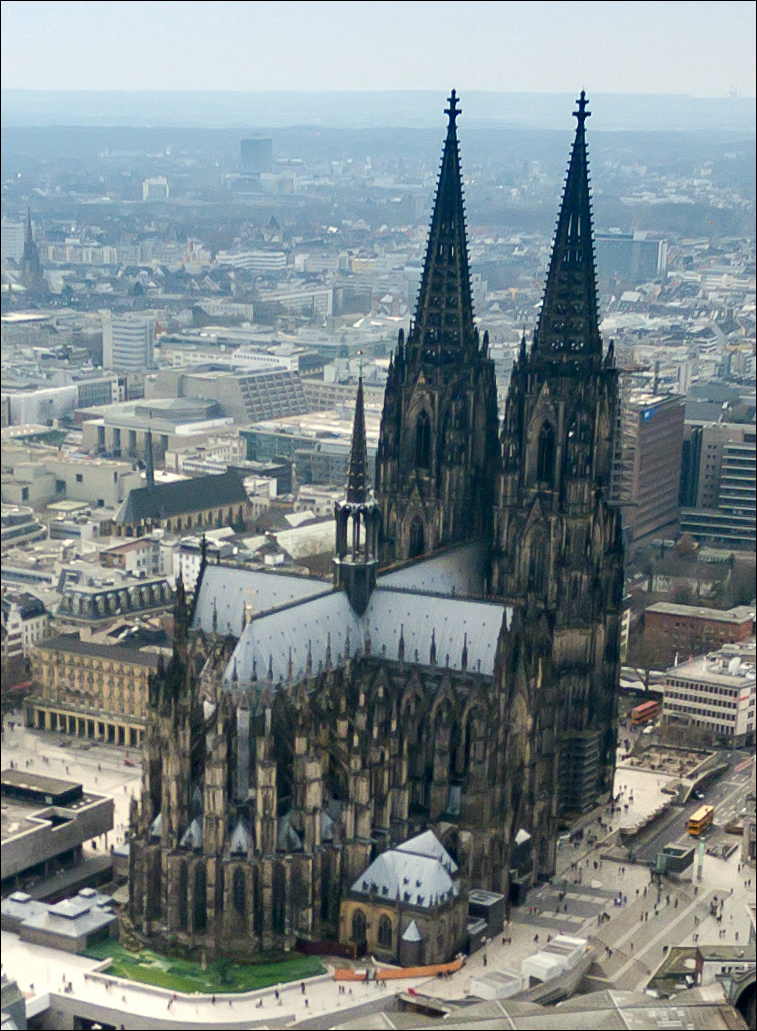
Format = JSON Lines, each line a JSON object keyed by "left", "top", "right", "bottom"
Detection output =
{"left": 255, "top": 745, "right": 277, "bottom": 856}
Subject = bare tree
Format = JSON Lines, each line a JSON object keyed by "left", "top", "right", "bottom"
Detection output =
{"left": 627, "top": 626, "right": 671, "bottom": 689}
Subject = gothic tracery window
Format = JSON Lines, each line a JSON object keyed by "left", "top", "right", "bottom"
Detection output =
{"left": 378, "top": 915, "right": 393, "bottom": 949}
{"left": 351, "top": 909, "right": 367, "bottom": 943}
{"left": 409, "top": 516, "right": 425, "bottom": 558}
{"left": 537, "top": 422, "right": 556, "bottom": 486}
{"left": 415, "top": 410, "right": 431, "bottom": 469}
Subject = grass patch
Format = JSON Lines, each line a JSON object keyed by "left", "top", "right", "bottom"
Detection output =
{"left": 83, "top": 940, "right": 324, "bottom": 994}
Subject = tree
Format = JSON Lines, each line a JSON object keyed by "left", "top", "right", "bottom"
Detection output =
{"left": 627, "top": 626, "right": 671, "bottom": 688}
{"left": 671, "top": 582, "right": 695, "bottom": 606}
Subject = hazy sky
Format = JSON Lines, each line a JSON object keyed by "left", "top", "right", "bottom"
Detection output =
{"left": 2, "top": 0, "right": 755, "bottom": 97}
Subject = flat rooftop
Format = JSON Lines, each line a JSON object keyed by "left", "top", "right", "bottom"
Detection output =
{"left": 647, "top": 602, "right": 755, "bottom": 623}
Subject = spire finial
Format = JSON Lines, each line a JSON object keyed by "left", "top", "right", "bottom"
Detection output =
{"left": 573, "top": 90, "right": 590, "bottom": 128}
{"left": 445, "top": 89, "right": 461, "bottom": 128}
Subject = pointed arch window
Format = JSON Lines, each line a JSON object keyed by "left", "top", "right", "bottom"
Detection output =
{"left": 415, "top": 411, "right": 431, "bottom": 469}
{"left": 409, "top": 516, "right": 425, "bottom": 559}
{"left": 537, "top": 422, "right": 556, "bottom": 487}
{"left": 178, "top": 861, "right": 188, "bottom": 930}
{"left": 351, "top": 909, "right": 367, "bottom": 944}
{"left": 378, "top": 915, "right": 393, "bottom": 949}
{"left": 233, "top": 868, "right": 247, "bottom": 920}
{"left": 193, "top": 864, "right": 207, "bottom": 933}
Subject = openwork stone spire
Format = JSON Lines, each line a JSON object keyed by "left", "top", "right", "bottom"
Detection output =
{"left": 346, "top": 375, "right": 368, "bottom": 503}
{"left": 408, "top": 89, "right": 476, "bottom": 363}
{"left": 533, "top": 91, "right": 601, "bottom": 360}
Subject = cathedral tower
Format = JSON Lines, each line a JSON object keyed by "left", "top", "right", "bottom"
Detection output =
{"left": 375, "top": 91, "right": 499, "bottom": 566}
{"left": 493, "top": 94, "right": 624, "bottom": 882}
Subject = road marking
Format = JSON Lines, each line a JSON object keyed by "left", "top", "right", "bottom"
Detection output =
{"left": 734, "top": 757, "right": 754, "bottom": 773}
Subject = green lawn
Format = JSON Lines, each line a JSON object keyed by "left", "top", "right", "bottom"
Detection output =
{"left": 83, "top": 940, "right": 324, "bottom": 994}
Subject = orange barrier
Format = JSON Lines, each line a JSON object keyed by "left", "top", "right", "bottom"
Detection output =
{"left": 334, "top": 957, "right": 463, "bottom": 981}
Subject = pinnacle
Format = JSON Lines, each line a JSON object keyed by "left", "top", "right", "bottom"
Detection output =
{"left": 345, "top": 375, "right": 368, "bottom": 503}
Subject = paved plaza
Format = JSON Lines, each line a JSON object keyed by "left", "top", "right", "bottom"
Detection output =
{"left": 2, "top": 720, "right": 754, "bottom": 1027}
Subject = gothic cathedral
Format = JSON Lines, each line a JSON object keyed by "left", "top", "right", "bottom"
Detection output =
{"left": 128, "top": 92, "right": 623, "bottom": 961}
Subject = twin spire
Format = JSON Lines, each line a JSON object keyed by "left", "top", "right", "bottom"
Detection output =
{"left": 532, "top": 90, "right": 602, "bottom": 360}
{"left": 407, "top": 89, "right": 477, "bottom": 362}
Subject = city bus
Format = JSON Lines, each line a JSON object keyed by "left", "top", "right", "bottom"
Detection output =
{"left": 631, "top": 700, "right": 660, "bottom": 725}
{"left": 687, "top": 805, "right": 715, "bottom": 836}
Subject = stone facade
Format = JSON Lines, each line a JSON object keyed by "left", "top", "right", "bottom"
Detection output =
{"left": 129, "top": 92, "right": 623, "bottom": 961}
{"left": 26, "top": 635, "right": 159, "bottom": 746}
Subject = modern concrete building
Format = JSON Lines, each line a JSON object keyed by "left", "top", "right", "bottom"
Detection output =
{"left": 81, "top": 397, "right": 233, "bottom": 462}
{"left": 102, "top": 313, "right": 156, "bottom": 373}
{"left": 240, "top": 136, "right": 273, "bottom": 174}
{"left": 595, "top": 232, "right": 667, "bottom": 284}
{"left": 681, "top": 422, "right": 756, "bottom": 548}
{"left": 141, "top": 176, "right": 169, "bottom": 202}
{"left": 663, "top": 643, "right": 756, "bottom": 746}
{"left": 1, "top": 771, "right": 113, "bottom": 888}
{"left": 615, "top": 392, "right": 685, "bottom": 544}
{"left": 1, "top": 451, "right": 142, "bottom": 510}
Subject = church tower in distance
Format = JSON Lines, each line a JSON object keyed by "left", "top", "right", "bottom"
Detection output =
{"left": 376, "top": 92, "right": 499, "bottom": 566}
{"left": 493, "top": 93, "right": 624, "bottom": 879}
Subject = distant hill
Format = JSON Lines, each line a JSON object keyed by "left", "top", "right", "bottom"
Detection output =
{"left": 2, "top": 88, "right": 755, "bottom": 132}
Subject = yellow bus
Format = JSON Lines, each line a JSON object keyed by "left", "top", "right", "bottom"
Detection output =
{"left": 687, "top": 804, "right": 714, "bottom": 836}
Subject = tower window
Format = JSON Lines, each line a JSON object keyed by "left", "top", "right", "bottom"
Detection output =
{"left": 537, "top": 422, "right": 556, "bottom": 487}
{"left": 415, "top": 411, "right": 431, "bottom": 469}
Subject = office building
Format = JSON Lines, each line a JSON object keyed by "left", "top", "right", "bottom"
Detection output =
{"left": 663, "top": 643, "right": 756, "bottom": 746}
{"left": 615, "top": 392, "right": 685, "bottom": 543}
{"left": 141, "top": 176, "right": 169, "bottom": 201}
{"left": 102, "top": 313, "right": 155, "bottom": 373}
{"left": 595, "top": 232, "right": 667, "bottom": 283}
{"left": 681, "top": 422, "right": 756, "bottom": 547}
{"left": 240, "top": 136, "right": 273, "bottom": 174}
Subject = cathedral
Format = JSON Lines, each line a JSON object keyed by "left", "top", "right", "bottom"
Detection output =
{"left": 128, "top": 91, "right": 624, "bottom": 961}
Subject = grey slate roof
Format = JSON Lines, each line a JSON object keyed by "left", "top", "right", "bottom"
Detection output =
{"left": 117, "top": 469, "right": 248, "bottom": 525}
{"left": 192, "top": 565, "right": 331, "bottom": 638}
{"left": 377, "top": 540, "right": 487, "bottom": 597}
{"left": 350, "top": 832, "right": 458, "bottom": 909}
{"left": 396, "top": 830, "right": 458, "bottom": 873}
{"left": 225, "top": 586, "right": 509, "bottom": 686}
{"left": 35, "top": 635, "right": 160, "bottom": 667}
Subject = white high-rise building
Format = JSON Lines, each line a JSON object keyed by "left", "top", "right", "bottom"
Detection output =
{"left": 102, "top": 313, "right": 156, "bottom": 373}
{"left": 142, "top": 176, "right": 169, "bottom": 202}
{"left": 1, "top": 217, "right": 26, "bottom": 262}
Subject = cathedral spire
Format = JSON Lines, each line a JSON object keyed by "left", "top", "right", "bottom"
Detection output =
{"left": 408, "top": 89, "right": 475, "bottom": 362}
{"left": 533, "top": 91, "right": 601, "bottom": 361}
{"left": 345, "top": 374, "right": 368, "bottom": 503}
